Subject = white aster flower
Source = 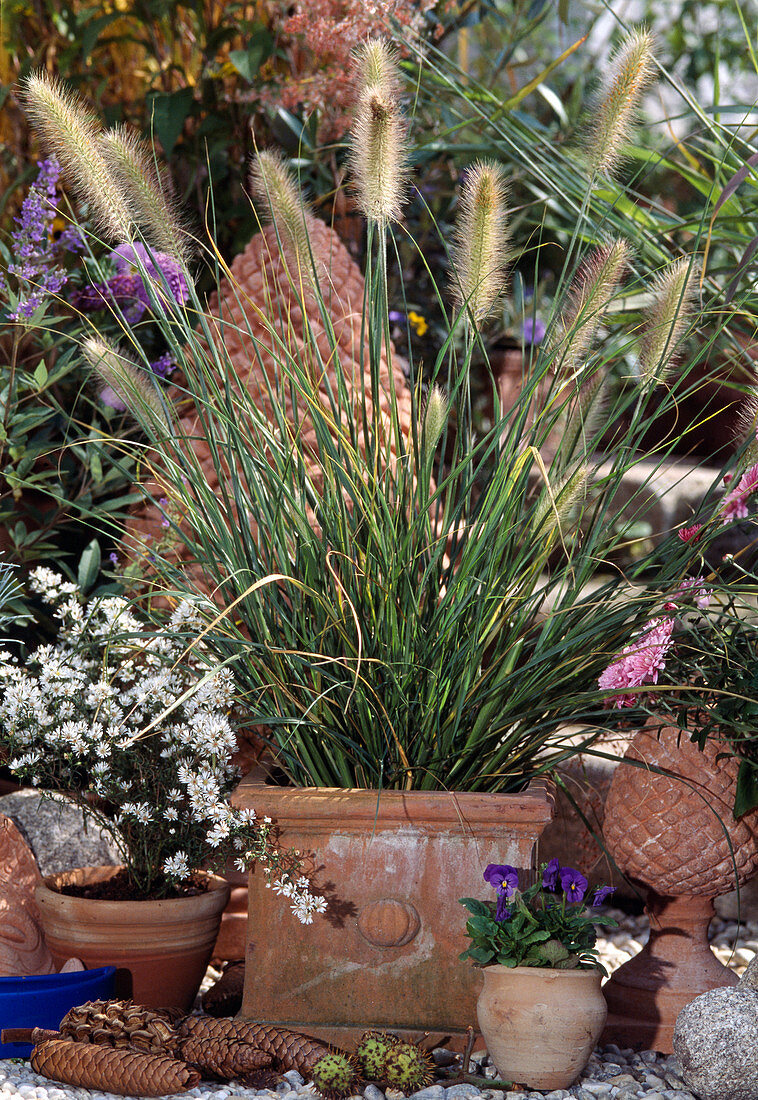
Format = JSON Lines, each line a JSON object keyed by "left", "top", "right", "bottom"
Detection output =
{"left": 163, "top": 851, "right": 191, "bottom": 880}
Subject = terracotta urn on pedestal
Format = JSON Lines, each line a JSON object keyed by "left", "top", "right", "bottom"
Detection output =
{"left": 601, "top": 721, "right": 758, "bottom": 1052}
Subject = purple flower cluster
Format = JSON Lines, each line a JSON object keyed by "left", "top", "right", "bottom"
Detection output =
{"left": 100, "top": 352, "right": 176, "bottom": 411}
{"left": 71, "top": 242, "right": 189, "bottom": 324}
{"left": 484, "top": 859, "right": 614, "bottom": 919}
{"left": 2, "top": 159, "right": 69, "bottom": 320}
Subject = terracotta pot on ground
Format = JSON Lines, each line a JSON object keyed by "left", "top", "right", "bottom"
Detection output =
{"left": 601, "top": 721, "right": 758, "bottom": 1053}
{"left": 233, "top": 774, "right": 554, "bottom": 1048}
{"left": 35, "top": 867, "right": 230, "bottom": 1012}
{"left": 477, "top": 964, "right": 607, "bottom": 1089}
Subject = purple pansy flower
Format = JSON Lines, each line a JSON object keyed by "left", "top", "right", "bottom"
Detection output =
{"left": 494, "top": 893, "right": 511, "bottom": 923}
{"left": 542, "top": 858, "right": 560, "bottom": 891}
{"left": 591, "top": 885, "right": 615, "bottom": 907}
{"left": 484, "top": 863, "right": 519, "bottom": 898}
{"left": 559, "top": 867, "right": 588, "bottom": 904}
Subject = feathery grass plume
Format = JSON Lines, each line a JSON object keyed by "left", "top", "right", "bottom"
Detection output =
{"left": 531, "top": 464, "right": 588, "bottom": 541}
{"left": 637, "top": 256, "right": 700, "bottom": 386}
{"left": 83, "top": 336, "right": 171, "bottom": 435}
{"left": 421, "top": 384, "right": 448, "bottom": 463}
{"left": 734, "top": 388, "right": 758, "bottom": 465}
{"left": 585, "top": 28, "right": 655, "bottom": 178}
{"left": 249, "top": 150, "right": 314, "bottom": 285}
{"left": 22, "top": 72, "right": 133, "bottom": 242}
{"left": 350, "top": 39, "right": 408, "bottom": 225}
{"left": 98, "top": 126, "right": 192, "bottom": 262}
{"left": 559, "top": 372, "right": 607, "bottom": 466}
{"left": 550, "top": 239, "right": 630, "bottom": 378}
{"left": 450, "top": 161, "right": 510, "bottom": 325}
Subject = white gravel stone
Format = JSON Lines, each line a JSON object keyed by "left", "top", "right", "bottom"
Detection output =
{"left": 363, "top": 1085, "right": 386, "bottom": 1100}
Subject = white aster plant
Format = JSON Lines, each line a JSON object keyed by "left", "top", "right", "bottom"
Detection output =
{"left": 0, "top": 567, "right": 325, "bottom": 919}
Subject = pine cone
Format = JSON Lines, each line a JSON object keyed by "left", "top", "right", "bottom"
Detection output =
{"left": 178, "top": 1017, "right": 333, "bottom": 1075}
{"left": 180, "top": 1034, "right": 273, "bottom": 1079}
{"left": 58, "top": 1000, "right": 181, "bottom": 1055}
{"left": 30, "top": 1039, "right": 200, "bottom": 1096}
{"left": 201, "top": 961, "right": 245, "bottom": 1017}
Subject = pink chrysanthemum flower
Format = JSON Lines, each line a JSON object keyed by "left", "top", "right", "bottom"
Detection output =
{"left": 598, "top": 617, "right": 676, "bottom": 708}
{"left": 664, "top": 577, "right": 711, "bottom": 612}
{"left": 720, "top": 463, "right": 758, "bottom": 524}
{"left": 678, "top": 523, "right": 703, "bottom": 543}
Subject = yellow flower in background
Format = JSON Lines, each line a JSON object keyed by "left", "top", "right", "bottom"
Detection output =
{"left": 408, "top": 310, "right": 428, "bottom": 336}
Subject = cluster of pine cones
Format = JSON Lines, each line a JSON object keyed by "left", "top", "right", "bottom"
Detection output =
{"left": 15, "top": 1000, "right": 436, "bottom": 1099}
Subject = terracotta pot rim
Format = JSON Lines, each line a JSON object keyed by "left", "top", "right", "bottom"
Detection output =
{"left": 481, "top": 963, "right": 604, "bottom": 978}
{"left": 233, "top": 775, "right": 555, "bottom": 829}
{"left": 36, "top": 865, "right": 230, "bottom": 911}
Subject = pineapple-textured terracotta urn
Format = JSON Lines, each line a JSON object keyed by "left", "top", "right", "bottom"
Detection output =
{"left": 601, "top": 720, "right": 758, "bottom": 1052}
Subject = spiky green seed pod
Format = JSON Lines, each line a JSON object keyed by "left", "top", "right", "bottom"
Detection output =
{"left": 310, "top": 1051, "right": 360, "bottom": 1099}
{"left": 354, "top": 1030, "right": 399, "bottom": 1080}
{"left": 381, "top": 1042, "right": 434, "bottom": 1094}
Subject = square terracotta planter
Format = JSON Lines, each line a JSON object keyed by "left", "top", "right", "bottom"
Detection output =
{"left": 233, "top": 775, "right": 554, "bottom": 1047}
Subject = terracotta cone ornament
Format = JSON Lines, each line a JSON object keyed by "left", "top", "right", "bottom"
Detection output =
{"left": 601, "top": 720, "right": 758, "bottom": 1052}
{"left": 126, "top": 216, "right": 414, "bottom": 598}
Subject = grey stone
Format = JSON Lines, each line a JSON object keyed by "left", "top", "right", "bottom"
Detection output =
{"left": 283, "top": 1073, "right": 305, "bottom": 1089}
{"left": 579, "top": 1084, "right": 610, "bottom": 1097}
{"left": 543, "top": 1092, "right": 570, "bottom": 1099}
{"left": 363, "top": 1086, "right": 386, "bottom": 1100}
{"left": 444, "top": 1087, "right": 481, "bottom": 1100}
{"left": 661, "top": 1093, "right": 697, "bottom": 1100}
{"left": 673, "top": 984, "right": 758, "bottom": 1100}
{"left": 0, "top": 789, "right": 119, "bottom": 876}
{"left": 479, "top": 1091, "right": 504, "bottom": 1100}
{"left": 431, "top": 1050, "right": 458, "bottom": 1068}
{"left": 409, "top": 1089, "right": 444, "bottom": 1100}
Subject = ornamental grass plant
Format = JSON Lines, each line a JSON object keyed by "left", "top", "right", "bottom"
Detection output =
{"left": 12, "top": 30, "right": 758, "bottom": 797}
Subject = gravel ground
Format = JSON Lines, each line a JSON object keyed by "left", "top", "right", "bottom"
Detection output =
{"left": 3, "top": 908, "right": 754, "bottom": 1100}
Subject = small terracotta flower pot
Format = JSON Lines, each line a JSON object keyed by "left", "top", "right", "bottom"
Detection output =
{"left": 35, "top": 866, "right": 230, "bottom": 1012}
{"left": 477, "top": 964, "right": 607, "bottom": 1089}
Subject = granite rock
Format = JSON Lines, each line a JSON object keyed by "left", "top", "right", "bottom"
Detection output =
{"left": 0, "top": 789, "right": 119, "bottom": 876}
{"left": 673, "top": 958, "right": 758, "bottom": 1100}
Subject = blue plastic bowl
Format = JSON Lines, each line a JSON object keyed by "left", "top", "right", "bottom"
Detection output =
{"left": 0, "top": 966, "right": 117, "bottom": 1058}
